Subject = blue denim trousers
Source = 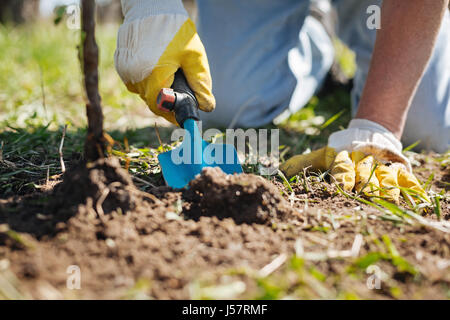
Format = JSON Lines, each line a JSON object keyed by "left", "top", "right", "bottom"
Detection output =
{"left": 196, "top": 0, "right": 450, "bottom": 152}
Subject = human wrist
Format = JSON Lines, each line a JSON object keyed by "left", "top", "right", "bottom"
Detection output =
{"left": 347, "top": 119, "right": 403, "bottom": 153}
{"left": 354, "top": 109, "right": 405, "bottom": 140}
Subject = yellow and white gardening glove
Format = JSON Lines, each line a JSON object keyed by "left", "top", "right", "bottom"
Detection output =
{"left": 114, "top": 0, "right": 215, "bottom": 125}
{"left": 280, "top": 119, "right": 428, "bottom": 203}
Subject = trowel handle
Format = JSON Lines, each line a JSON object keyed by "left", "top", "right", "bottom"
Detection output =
{"left": 157, "top": 70, "right": 200, "bottom": 128}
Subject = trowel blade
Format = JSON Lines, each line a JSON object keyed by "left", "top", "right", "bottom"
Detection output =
{"left": 158, "top": 140, "right": 243, "bottom": 189}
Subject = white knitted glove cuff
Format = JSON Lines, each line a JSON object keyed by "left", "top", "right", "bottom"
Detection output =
{"left": 116, "top": 0, "right": 189, "bottom": 84}
{"left": 121, "top": 0, "right": 187, "bottom": 23}
{"left": 328, "top": 119, "right": 411, "bottom": 171}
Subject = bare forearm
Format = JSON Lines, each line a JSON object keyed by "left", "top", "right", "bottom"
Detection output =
{"left": 355, "top": 0, "right": 449, "bottom": 138}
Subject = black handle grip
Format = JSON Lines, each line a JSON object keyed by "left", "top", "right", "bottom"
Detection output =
{"left": 158, "top": 70, "right": 200, "bottom": 127}
{"left": 172, "top": 70, "right": 195, "bottom": 99}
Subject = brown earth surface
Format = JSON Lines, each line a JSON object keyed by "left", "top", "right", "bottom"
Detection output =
{"left": 0, "top": 154, "right": 449, "bottom": 299}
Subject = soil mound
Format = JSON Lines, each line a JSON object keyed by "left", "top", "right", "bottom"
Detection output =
{"left": 1, "top": 158, "right": 160, "bottom": 239}
{"left": 1, "top": 154, "right": 448, "bottom": 299}
{"left": 50, "top": 157, "right": 138, "bottom": 216}
{"left": 184, "top": 167, "right": 294, "bottom": 224}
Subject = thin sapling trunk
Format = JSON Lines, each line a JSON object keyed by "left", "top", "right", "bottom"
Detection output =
{"left": 81, "top": 0, "right": 105, "bottom": 161}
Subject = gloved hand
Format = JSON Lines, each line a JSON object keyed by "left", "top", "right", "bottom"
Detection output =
{"left": 114, "top": 0, "right": 215, "bottom": 125}
{"left": 280, "top": 119, "right": 428, "bottom": 203}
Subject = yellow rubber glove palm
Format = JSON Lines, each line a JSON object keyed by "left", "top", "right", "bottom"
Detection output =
{"left": 280, "top": 120, "right": 428, "bottom": 204}
{"left": 115, "top": 1, "right": 215, "bottom": 125}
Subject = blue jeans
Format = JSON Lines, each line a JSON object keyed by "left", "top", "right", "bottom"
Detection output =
{"left": 196, "top": 0, "right": 450, "bottom": 153}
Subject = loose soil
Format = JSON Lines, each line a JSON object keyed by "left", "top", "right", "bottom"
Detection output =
{"left": 0, "top": 155, "right": 448, "bottom": 299}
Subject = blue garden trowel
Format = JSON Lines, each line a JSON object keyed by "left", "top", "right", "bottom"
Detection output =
{"left": 156, "top": 70, "right": 243, "bottom": 189}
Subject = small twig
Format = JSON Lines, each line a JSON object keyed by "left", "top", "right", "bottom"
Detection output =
{"left": 132, "top": 176, "right": 157, "bottom": 189}
{"left": 258, "top": 254, "right": 287, "bottom": 278}
{"left": 0, "top": 271, "right": 25, "bottom": 300}
{"left": 302, "top": 166, "right": 311, "bottom": 192}
{"left": 123, "top": 137, "right": 131, "bottom": 171}
{"left": 96, "top": 187, "right": 110, "bottom": 223}
{"left": 295, "top": 238, "right": 305, "bottom": 256}
{"left": 59, "top": 124, "right": 67, "bottom": 173}
{"left": 39, "top": 64, "right": 48, "bottom": 121}
{"left": 95, "top": 182, "right": 121, "bottom": 223}
{"left": 124, "top": 137, "right": 129, "bottom": 153}
{"left": 304, "top": 233, "right": 329, "bottom": 246}
{"left": 350, "top": 234, "right": 363, "bottom": 257}
{"left": 46, "top": 165, "right": 50, "bottom": 185}
{"left": 0, "top": 142, "right": 15, "bottom": 167}
{"left": 297, "top": 234, "right": 364, "bottom": 261}
{"left": 137, "top": 190, "right": 164, "bottom": 205}
{"left": 154, "top": 123, "right": 163, "bottom": 147}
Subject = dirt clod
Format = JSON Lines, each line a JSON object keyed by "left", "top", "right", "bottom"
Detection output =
{"left": 51, "top": 157, "right": 138, "bottom": 216}
{"left": 184, "top": 167, "right": 294, "bottom": 224}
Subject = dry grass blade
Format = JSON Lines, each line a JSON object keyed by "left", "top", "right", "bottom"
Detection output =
{"left": 277, "top": 169, "right": 293, "bottom": 193}
{"left": 259, "top": 254, "right": 288, "bottom": 277}
{"left": 59, "top": 124, "right": 67, "bottom": 173}
{"left": 132, "top": 176, "right": 157, "bottom": 189}
{"left": 356, "top": 163, "right": 378, "bottom": 198}
{"left": 0, "top": 271, "right": 25, "bottom": 300}
{"left": 154, "top": 123, "right": 163, "bottom": 147}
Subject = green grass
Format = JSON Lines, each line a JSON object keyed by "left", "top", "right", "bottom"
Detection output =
{"left": 1, "top": 20, "right": 449, "bottom": 300}
{"left": 0, "top": 19, "right": 356, "bottom": 197}
{"left": 0, "top": 20, "right": 150, "bottom": 130}
{"left": 0, "top": 20, "right": 178, "bottom": 195}
{"left": 1, "top": 20, "right": 444, "bottom": 219}
{"left": 0, "top": 123, "right": 176, "bottom": 195}
{"left": 277, "top": 86, "right": 352, "bottom": 157}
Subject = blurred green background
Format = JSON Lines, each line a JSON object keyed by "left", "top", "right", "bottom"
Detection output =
{"left": 0, "top": 0, "right": 356, "bottom": 195}
{"left": 0, "top": 0, "right": 172, "bottom": 131}
{"left": 0, "top": 0, "right": 354, "bottom": 132}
